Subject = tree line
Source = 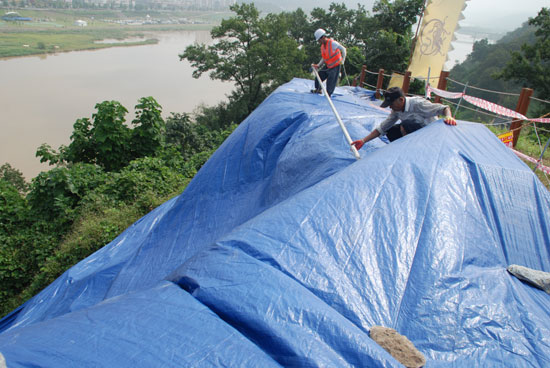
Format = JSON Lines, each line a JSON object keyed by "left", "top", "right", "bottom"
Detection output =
{"left": 179, "top": 0, "right": 427, "bottom": 126}
{"left": 1, "top": 1, "right": 549, "bottom": 319}
{"left": 181, "top": 2, "right": 549, "bottom": 128}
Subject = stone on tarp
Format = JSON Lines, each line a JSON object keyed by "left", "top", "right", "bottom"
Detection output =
{"left": 507, "top": 264, "right": 550, "bottom": 294}
{"left": 369, "top": 325, "right": 426, "bottom": 368}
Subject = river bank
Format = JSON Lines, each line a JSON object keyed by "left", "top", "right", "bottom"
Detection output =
{"left": 0, "top": 8, "right": 227, "bottom": 58}
{"left": 0, "top": 30, "right": 234, "bottom": 180}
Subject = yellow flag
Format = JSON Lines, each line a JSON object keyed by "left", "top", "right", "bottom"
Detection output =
{"left": 408, "top": 0, "right": 468, "bottom": 82}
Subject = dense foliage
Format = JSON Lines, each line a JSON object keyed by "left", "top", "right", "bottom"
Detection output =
{"left": 498, "top": 7, "right": 550, "bottom": 118}
{"left": 0, "top": 163, "right": 28, "bottom": 194}
{"left": 36, "top": 97, "right": 165, "bottom": 172}
{"left": 0, "top": 96, "right": 235, "bottom": 318}
{"left": 449, "top": 23, "right": 536, "bottom": 120}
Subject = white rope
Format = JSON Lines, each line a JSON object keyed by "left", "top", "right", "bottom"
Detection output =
{"left": 530, "top": 95, "right": 550, "bottom": 105}
{"left": 446, "top": 77, "right": 520, "bottom": 96}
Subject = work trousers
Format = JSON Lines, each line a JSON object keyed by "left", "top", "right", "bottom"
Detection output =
{"left": 386, "top": 118, "right": 426, "bottom": 142}
{"left": 315, "top": 65, "right": 340, "bottom": 97}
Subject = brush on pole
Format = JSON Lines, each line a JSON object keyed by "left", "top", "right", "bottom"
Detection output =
{"left": 312, "top": 67, "right": 361, "bottom": 160}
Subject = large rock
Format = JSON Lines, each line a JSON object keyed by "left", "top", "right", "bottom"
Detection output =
{"left": 370, "top": 326, "right": 426, "bottom": 368}
{"left": 508, "top": 264, "right": 550, "bottom": 294}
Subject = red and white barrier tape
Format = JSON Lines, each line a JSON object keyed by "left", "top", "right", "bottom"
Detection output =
{"left": 426, "top": 85, "right": 550, "bottom": 123}
{"left": 511, "top": 148, "right": 550, "bottom": 175}
{"left": 462, "top": 95, "right": 526, "bottom": 120}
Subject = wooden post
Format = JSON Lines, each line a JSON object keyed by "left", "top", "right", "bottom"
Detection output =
{"left": 353, "top": 65, "right": 367, "bottom": 87}
{"left": 434, "top": 71, "right": 449, "bottom": 103}
{"left": 375, "top": 68, "right": 384, "bottom": 99}
{"left": 359, "top": 65, "right": 366, "bottom": 87}
{"left": 510, "top": 88, "right": 533, "bottom": 147}
{"left": 402, "top": 71, "right": 411, "bottom": 94}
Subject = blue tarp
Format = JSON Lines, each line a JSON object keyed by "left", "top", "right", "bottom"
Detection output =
{"left": 1, "top": 78, "right": 549, "bottom": 367}
{"left": 1, "top": 16, "right": 32, "bottom": 21}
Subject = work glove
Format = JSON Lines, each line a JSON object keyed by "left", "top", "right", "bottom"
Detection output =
{"left": 444, "top": 116, "right": 457, "bottom": 125}
{"left": 351, "top": 139, "right": 364, "bottom": 150}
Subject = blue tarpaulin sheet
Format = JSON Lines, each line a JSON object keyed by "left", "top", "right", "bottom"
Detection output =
{"left": 1, "top": 78, "right": 549, "bottom": 367}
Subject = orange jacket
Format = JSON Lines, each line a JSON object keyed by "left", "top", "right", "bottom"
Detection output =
{"left": 321, "top": 38, "right": 342, "bottom": 68}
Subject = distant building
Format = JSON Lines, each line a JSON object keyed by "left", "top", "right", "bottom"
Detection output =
{"left": 74, "top": 19, "right": 88, "bottom": 26}
{"left": 72, "top": 0, "right": 235, "bottom": 9}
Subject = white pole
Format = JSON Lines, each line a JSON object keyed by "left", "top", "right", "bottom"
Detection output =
{"left": 425, "top": 67, "right": 431, "bottom": 98}
{"left": 312, "top": 68, "right": 361, "bottom": 160}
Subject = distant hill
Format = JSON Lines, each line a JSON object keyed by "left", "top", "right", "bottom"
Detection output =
{"left": 449, "top": 21, "right": 537, "bottom": 119}
{"left": 461, "top": 8, "right": 541, "bottom": 34}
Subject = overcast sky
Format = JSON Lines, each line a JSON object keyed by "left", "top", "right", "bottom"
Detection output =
{"left": 452, "top": 0, "right": 545, "bottom": 31}
{"left": 259, "top": 0, "right": 546, "bottom": 33}
{"left": 330, "top": 0, "right": 545, "bottom": 32}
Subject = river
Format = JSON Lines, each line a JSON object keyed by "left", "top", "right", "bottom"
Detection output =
{"left": 0, "top": 31, "right": 234, "bottom": 180}
{"left": 445, "top": 32, "right": 489, "bottom": 70}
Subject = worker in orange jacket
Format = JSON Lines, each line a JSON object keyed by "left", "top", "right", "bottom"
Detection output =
{"left": 311, "top": 28, "right": 346, "bottom": 97}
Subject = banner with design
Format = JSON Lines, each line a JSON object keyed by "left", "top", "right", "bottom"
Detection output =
{"left": 408, "top": 0, "right": 468, "bottom": 81}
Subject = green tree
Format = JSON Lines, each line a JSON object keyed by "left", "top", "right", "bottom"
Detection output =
{"left": 498, "top": 7, "right": 550, "bottom": 114}
{"left": 362, "top": 0, "right": 424, "bottom": 74}
{"left": 130, "top": 97, "right": 165, "bottom": 159}
{"left": 372, "top": 0, "right": 424, "bottom": 34}
{"left": 91, "top": 100, "right": 131, "bottom": 171}
{"left": 37, "top": 101, "right": 131, "bottom": 171}
{"left": 450, "top": 38, "right": 524, "bottom": 118}
{"left": 37, "top": 98, "right": 166, "bottom": 172}
{"left": 192, "top": 101, "right": 236, "bottom": 131}
{"left": 66, "top": 117, "right": 95, "bottom": 165}
{"left": 165, "top": 113, "right": 231, "bottom": 161}
{"left": 180, "top": 3, "right": 307, "bottom": 120}
{"left": 310, "top": 3, "right": 369, "bottom": 48}
{"left": 0, "top": 163, "right": 28, "bottom": 194}
{"left": 279, "top": 8, "right": 310, "bottom": 46}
